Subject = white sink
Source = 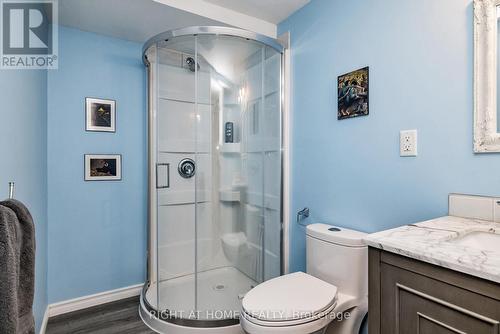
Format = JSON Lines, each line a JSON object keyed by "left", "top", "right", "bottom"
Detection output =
{"left": 448, "top": 231, "right": 500, "bottom": 252}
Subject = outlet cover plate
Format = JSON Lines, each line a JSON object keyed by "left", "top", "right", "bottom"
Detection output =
{"left": 400, "top": 129, "right": 418, "bottom": 157}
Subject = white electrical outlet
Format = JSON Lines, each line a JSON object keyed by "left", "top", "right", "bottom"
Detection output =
{"left": 400, "top": 130, "right": 418, "bottom": 157}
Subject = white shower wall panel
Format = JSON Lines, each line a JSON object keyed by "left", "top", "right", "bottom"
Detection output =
{"left": 158, "top": 99, "right": 211, "bottom": 153}
{"left": 244, "top": 93, "right": 280, "bottom": 153}
{"left": 242, "top": 152, "right": 280, "bottom": 210}
{"left": 264, "top": 207, "right": 281, "bottom": 280}
{"left": 157, "top": 152, "right": 211, "bottom": 205}
{"left": 261, "top": 92, "right": 280, "bottom": 150}
{"left": 217, "top": 154, "right": 242, "bottom": 192}
{"left": 158, "top": 64, "right": 210, "bottom": 104}
{"left": 244, "top": 152, "right": 263, "bottom": 205}
{"left": 263, "top": 151, "right": 281, "bottom": 205}
{"left": 264, "top": 53, "right": 280, "bottom": 95}
{"left": 243, "top": 204, "right": 262, "bottom": 246}
{"left": 157, "top": 202, "right": 196, "bottom": 280}
{"left": 218, "top": 202, "right": 239, "bottom": 236}
{"left": 243, "top": 53, "right": 280, "bottom": 102}
{"left": 158, "top": 201, "right": 228, "bottom": 281}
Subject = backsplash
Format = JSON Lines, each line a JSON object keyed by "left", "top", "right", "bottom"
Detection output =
{"left": 449, "top": 194, "right": 500, "bottom": 222}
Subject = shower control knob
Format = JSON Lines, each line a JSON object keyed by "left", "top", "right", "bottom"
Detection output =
{"left": 178, "top": 158, "right": 196, "bottom": 178}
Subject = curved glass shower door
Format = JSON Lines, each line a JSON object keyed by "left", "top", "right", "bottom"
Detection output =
{"left": 145, "top": 29, "right": 282, "bottom": 328}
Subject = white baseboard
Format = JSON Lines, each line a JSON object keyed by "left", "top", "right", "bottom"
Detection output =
{"left": 47, "top": 283, "right": 143, "bottom": 318}
{"left": 39, "top": 307, "right": 49, "bottom": 334}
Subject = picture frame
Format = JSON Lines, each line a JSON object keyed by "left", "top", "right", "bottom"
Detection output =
{"left": 85, "top": 97, "right": 116, "bottom": 132}
{"left": 84, "top": 154, "right": 122, "bottom": 181}
{"left": 337, "top": 67, "right": 369, "bottom": 120}
{"left": 473, "top": 0, "right": 500, "bottom": 152}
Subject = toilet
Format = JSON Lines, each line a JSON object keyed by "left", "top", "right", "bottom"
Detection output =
{"left": 240, "top": 223, "right": 368, "bottom": 334}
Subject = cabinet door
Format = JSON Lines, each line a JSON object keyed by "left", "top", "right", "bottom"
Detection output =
{"left": 381, "top": 263, "right": 500, "bottom": 334}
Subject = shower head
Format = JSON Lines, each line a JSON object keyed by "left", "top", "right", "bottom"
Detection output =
{"left": 185, "top": 57, "right": 200, "bottom": 72}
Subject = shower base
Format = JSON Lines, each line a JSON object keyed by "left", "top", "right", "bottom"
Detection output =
{"left": 140, "top": 267, "right": 256, "bottom": 334}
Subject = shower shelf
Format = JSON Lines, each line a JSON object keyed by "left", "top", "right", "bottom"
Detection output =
{"left": 219, "top": 189, "right": 240, "bottom": 202}
{"left": 219, "top": 143, "right": 240, "bottom": 154}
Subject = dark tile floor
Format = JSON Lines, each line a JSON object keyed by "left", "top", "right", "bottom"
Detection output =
{"left": 45, "top": 296, "right": 156, "bottom": 334}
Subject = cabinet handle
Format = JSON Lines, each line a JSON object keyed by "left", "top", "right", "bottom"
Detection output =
{"left": 156, "top": 163, "right": 169, "bottom": 189}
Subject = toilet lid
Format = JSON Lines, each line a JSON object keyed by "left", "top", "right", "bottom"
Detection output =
{"left": 242, "top": 272, "right": 338, "bottom": 323}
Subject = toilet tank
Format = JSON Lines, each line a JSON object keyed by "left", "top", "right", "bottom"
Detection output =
{"left": 306, "top": 223, "right": 368, "bottom": 299}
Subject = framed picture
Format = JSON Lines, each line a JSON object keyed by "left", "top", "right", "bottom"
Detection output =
{"left": 85, "top": 97, "right": 116, "bottom": 132}
{"left": 337, "top": 67, "right": 369, "bottom": 120}
{"left": 84, "top": 154, "right": 122, "bottom": 181}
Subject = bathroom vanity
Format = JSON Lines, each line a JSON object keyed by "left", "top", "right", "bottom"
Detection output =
{"left": 366, "top": 213, "right": 500, "bottom": 334}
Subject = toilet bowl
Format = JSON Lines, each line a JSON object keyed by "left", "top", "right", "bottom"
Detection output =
{"left": 240, "top": 224, "right": 368, "bottom": 334}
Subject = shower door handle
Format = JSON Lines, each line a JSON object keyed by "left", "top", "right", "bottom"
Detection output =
{"left": 156, "top": 163, "right": 170, "bottom": 189}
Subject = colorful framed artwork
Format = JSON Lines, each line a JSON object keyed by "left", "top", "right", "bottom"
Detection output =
{"left": 85, "top": 97, "right": 116, "bottom": 132}
{"left": 337, "top": 67, "right": 369, "bottom": 120}
{"left": 84, "top": 154, "right": 122, "bottom": 181}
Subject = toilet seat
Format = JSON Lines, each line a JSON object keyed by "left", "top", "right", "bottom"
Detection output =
{"left": 241, "top": 272, "right": 338, "bottom": 329}
{"left": 241, "top": 301, "right": 337, "bottom": 327}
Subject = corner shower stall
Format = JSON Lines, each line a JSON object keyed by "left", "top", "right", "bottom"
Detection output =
{"left": 140, "top": 27, "right": 283, "bottom": 333}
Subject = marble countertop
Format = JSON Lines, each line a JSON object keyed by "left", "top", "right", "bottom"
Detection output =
{"left": 364, "top": 216, "right": 500, "bottom": 284}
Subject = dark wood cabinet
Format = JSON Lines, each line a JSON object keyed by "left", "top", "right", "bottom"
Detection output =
{"left": 368, "top": 248, "right": 500, "bottom": 334}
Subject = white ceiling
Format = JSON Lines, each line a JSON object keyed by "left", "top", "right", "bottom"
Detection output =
{"left": 204, "top": 0, "right": 310, "bottom": 24}
{"left": 58, "top": 0, "right": 309, "bottom": 43}
{"left": 59, "top": 0, "right": 226, "bottom": 43}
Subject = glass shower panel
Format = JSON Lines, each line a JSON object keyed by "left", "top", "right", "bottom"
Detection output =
{"left": 241, "top": 44, "right": 282, "bottom": 282}
{"left": 155, "top": 36, "right": 198, "bottom": 319}
{"left": 145, "top": 31, "right": 282, "bottom": 329}
{"left": 194, "top": 35, "right": 282, "bottom": 321}
{"left": 262, "top": 45, "right": 282, "bottom": 281}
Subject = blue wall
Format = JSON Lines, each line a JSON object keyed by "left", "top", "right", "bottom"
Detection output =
{"left": 0, "top": 71, "right": 48, "bottom": 331}
{"left": 47, "top": 26, "right": 147, "bottom": 302}
{"left": 279, "top": 0, "right": 500, "bottom": 272}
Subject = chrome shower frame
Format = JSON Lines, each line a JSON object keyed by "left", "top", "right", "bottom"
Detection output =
{"left": 141, "top": 26, "right": 286, "bottom": 332}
